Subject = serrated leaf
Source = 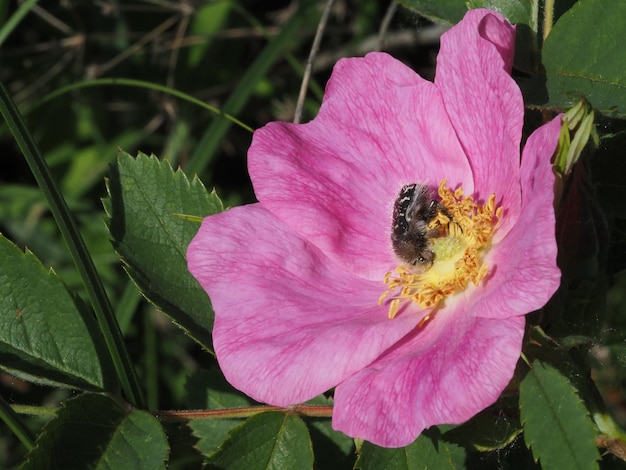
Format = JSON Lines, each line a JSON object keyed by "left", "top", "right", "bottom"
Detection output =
{"left": 190, "top": 418, "right": 248, "bottom": 459}
{"left": 0, "top": 235, "right": 114, "bottom": 390}
{"left": 188, "top": 384, "right": 351, "bottom": 468}
{"left": 24, "top": 393, "right": 169, "bottom": 469}
{"left": 205, "top": 412, "right": 313, "bottom": 470}
{"left": 543, "top": 0, "right": 626, "bottom": 117}
{"left": 356, "top": 430, "right": 465, "bottom": 470}
{"left": 186, "top": 368, "right": 255, "bottom": 456}
{"left": 519, "top": 360, "right": 600, "bottom": 470}
{"left": 104, "top": 152, "right": 222, "bottom": 350}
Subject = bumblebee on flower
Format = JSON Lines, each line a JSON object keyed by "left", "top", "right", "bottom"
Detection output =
{"left": 188, "top": 8, "right": 562, "bottom": 448}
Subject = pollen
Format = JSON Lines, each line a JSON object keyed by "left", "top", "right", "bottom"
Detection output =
{"left": 380, "top": 180, "right": 502, "bottom": 319}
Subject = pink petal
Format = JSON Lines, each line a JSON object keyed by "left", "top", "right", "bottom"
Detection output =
{"left": 474, "top": 115, "right": 562, "bottom": 319}
{"left": 435, "top": 9, "right": 523, "bottom": 235}
{"left": 249, "top": 52, "right": 472, "bottom": 280}
{"left": 187, "top": 204, "right": 421, "bottom": 405}
{"left": 332, "top": 307, "right": 525, "bottom": 448}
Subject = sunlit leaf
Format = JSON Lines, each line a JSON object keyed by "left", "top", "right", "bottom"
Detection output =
{"left": 543, "top": 0, "right": 626, "bottom": 117}
{"left": 520, "top": 360, "right": 600, "bottom": 470}
{"left": 205, "top": 412, "right": 314, "bottom": 469}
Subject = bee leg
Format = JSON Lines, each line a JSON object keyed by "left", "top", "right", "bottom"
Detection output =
{"left": 432, "top": 200, "right": 463, "bottom": 234}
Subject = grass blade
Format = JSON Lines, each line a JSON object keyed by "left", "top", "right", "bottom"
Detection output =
{"left": 0, "top": 81, "right": 146, "bottom": 409}
{"left": 186, "top": 0, "right": 318, "bottom": 175}
{"left": 0, "top": 394, "right": 35, "bottom": 451}
{"left": 0, "top": 0, "right": 40, "bottom": 47}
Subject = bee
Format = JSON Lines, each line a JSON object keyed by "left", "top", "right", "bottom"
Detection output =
{"left": 391, "top": 183, "right": 451, "bottom": 270}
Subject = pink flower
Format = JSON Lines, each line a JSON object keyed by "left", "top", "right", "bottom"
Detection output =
{"left": 187, "top": 9, "right": 562, "bottom": 447}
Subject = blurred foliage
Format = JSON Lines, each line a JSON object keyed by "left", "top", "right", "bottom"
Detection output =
{"left": 0, "top": 0, "right": 443, "bottom": 467}
{"left": 2, "top": 0, "right": 626, "bottom": 468}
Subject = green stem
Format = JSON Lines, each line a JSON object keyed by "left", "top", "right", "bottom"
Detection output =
{"left": 144, "top": 309, "right": 159, "bottom": 411}
{"left": 0, "top": 394, "right": 35, "bottom": 451}
{"left": 543, "top": 0, "right": 555, "bottom": 41}
{"left": 0, "top": 82, "right": 146, "bottom": 409}
{"left": 11, "top": 404, "right": 58, "bottom": 417}
{"left": 31, "top": 78, "right": 253, "bottom": 133}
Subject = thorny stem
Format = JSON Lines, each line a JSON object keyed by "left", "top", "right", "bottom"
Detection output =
{"left": 156, "top": 404, "right": 334, "bottom": 421}
{"left": 543, "top": 0, "right": 554, "bottom": 41}
{"left": 11, "top": 403, "right": 334, "bottom": 421}
{"left": 293, "top": 0, "right": 335, "bottom": 124}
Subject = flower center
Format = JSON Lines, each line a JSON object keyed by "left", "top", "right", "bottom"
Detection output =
{"left": 380, "top": 180, "right": 502, "bottom": 319}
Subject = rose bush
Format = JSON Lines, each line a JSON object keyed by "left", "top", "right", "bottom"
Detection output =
{"left": 188, "top": 9, "right": 562, "bottom": 447}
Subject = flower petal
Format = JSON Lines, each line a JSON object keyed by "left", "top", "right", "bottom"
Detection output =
{"left": 249, "top": 52, "right": 472, "bottom": 280}
{"left": 332, "top": 306, "right": 525, "bottom": 448}
{"left": 474, "top": 115, "right": 562, "bottom": 319}
{"left": 187, "top": 204, "right": 420, "bottom": 405}
{"left": 435, "top": 9, "right": 522, "bottom": 234}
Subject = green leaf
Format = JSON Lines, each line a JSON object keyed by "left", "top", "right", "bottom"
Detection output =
{"left": 356, "top": 430, "right": 465, "bottom": 470}
{"left": 398, "top": 1, "right": 532, "bottom": 27}
{"left": 519, "top": 360, "right": 600, "bottom": 470}
{"left": 24, "top": 393, "right": 169, "bottom": 469}
{"left": 398, "top": 0, "right": 468, "bottom": 25}
{"left": 191, "top": 418, "right": 248, "bottom": 460}
{"left": 543, "top": 0, "right": 626, "bottom": 117}
{"left": 104, "top": 152, "right": 222, "bottom": 350}
{"left": 466, "top": 0, "right": 532, "bottom": 25}
{"left": 187, "top": 369, "right": 255, "bottom": 457}
{"left": 0, "top": 235, "right": 114, "bottom": 390}
{"left": 206, "top": 412, "right": 314, "bottom": 469}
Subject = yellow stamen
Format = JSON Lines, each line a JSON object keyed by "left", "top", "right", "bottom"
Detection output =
{"left": 381, "top": 180, "right": 501, "bottom": 319}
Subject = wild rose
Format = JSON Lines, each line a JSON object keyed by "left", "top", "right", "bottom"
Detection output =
{"left": 187, "top": 9, "right": 562, "bottom": 448}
